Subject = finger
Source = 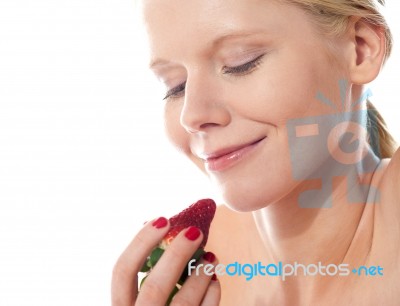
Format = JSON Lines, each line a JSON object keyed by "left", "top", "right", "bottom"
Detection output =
{"left": 171, "top": 252, "right": 218, "bottom": 305}
{"left": 136, "top": 226, "right": 203, "bottom": 305}
{"left": 111, "top": 217, "right": 170, "bottom": 306}
{"left": 200, "top": 275, "right": 221, "bottom": 306}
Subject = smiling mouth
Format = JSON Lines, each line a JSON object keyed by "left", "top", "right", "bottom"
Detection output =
{"left": 201, "top": 137, "right": 267, "bottom": 172}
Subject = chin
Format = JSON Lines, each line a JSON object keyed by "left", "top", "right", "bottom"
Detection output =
{"left": 222, "top": 197, "right": 270, "bottom": 212}
{"left": 213, "top": 162, "right": 303, "bottom": 212}
{"left": 214, "top": 178, "right": 283, "bottom": 212}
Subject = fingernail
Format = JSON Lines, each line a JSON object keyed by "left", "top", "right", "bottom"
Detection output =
{"left": 152, "top": 217, "right": 168, "bottom": 229}
{"left": 211, "top": 273, "right": 218, "bottom": 281}
{"left": 202, "top": 251, "right": 216, "bottom": 263}
{"left": 184, "top": 226, "right": 201, "bottom": 241}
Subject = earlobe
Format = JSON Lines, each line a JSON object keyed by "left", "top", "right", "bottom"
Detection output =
{"left": 348, "top": 17, "right": 386, "bottom": 85}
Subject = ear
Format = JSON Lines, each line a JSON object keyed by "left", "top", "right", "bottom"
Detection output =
{"left": 346, "top": 17, "right": 386, "bottom": 85}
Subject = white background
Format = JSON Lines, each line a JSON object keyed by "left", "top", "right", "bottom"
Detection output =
{"left": 0, "top": 1, "right": 399, "bottom": 305}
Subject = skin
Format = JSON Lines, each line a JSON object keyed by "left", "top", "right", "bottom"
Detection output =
{"left": 112, "top": 0, "right": 400, "bottom": 305}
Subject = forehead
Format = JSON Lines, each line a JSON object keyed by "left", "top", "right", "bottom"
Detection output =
{"left": 139, "top": 0, "right": 312, "bottom": 64}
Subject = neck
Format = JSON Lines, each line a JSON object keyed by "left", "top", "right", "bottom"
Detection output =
{"left": 252, "top": 148, "right": 381, "bottom": 266}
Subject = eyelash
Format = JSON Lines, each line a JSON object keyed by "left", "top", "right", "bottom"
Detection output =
{"left": 162, "top": 54, "right": 265, "bottom": 100}
{"left": 163, "top": 82, "right": 186, "bottom": 100}
{"left": 222, "top": 54, "right": 265, "bottom": 75}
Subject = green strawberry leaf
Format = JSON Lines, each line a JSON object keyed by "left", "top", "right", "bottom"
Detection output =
{"left": 192, "top": 248, "right": 206, "bottom": 261}
{"left": 166, "top": 285, "right": 180, "bottom": 305}
{"left": 140, "top": 247, "right": 165, "bottom": 273}
{"left": 139, "top": 274, "right": 149, "bottom": 288}
{"left": 140, "top": 259, "right": 151, "bottom": 273}
{"left": 149, "top": 247, "right": 165, "bottom": 268}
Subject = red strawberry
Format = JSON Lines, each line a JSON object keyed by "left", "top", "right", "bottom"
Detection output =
{"left": 140, "top": 198, "right": 217, "bottom": 302}
{"left": 160, "top": 198, "right": 216, "bottom": 249}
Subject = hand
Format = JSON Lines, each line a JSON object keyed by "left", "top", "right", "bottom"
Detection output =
{"left": 111, "top": 217, "right": 221, "bottom": 306}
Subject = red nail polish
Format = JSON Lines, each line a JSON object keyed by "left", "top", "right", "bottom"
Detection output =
{"left": 211, "top": 274, "right": 218, "bottom": 281}
{"left": 184, "top": 226, "right": 201, "bottom": 241}
{"left": 152, "top": 217, "right": 168, "bottom": 229}
{"left": 203, "top": 251, "right": 216, "bottom": 263}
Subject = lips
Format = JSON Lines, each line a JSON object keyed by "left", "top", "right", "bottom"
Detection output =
{"left": 198, "top": 137, "right": 266, "bottom": 172}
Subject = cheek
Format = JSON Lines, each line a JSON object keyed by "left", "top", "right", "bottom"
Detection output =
{"left": 235, "top": 44, "right": 345, "bottom": 126}
{"left": 164, "top": 103, "right": 188, "bottom": 153}
{"left": 164, "top": 104, "right": 206, "bottom": 171}
{"left": 228, "top": 57, "right": 322, "bottom": 126}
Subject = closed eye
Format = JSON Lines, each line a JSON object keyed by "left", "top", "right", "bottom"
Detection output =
{"left": 222, "top": 54, "right": 265, "bottom": 75}
{"left": 162, "top": 54, "right": 265, "bottom": 100}
{"left": 163, "top": 82, "right": 186, "bottom": 100}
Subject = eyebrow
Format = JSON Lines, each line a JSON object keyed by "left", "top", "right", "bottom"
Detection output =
{"left": 211, "top": 31, "right": 262, "bottom": 47}
{"left": 148, "top": 30, "right": 264, "bottom": 69}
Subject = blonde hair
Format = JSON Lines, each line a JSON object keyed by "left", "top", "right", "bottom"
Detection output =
{"left": 283, "top": 0, "right": 397, "bottom": 158}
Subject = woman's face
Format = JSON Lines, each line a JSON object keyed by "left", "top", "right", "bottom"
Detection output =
{"left": 141, "top": 0, "right": 350, "bottom": 211}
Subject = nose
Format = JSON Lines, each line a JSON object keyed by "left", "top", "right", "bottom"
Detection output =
{"left": 180, "top": 73, "right": 231, "bottom": 133}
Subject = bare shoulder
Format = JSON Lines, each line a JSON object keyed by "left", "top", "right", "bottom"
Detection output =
{"left": 371, "top": 149, "right": 400, "bottom": 255}
{"left": 374, "top": 149, "right": 400, "bottom": 216}
{"left": 388, "top": 147, "right": 400, "bottom": 187}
